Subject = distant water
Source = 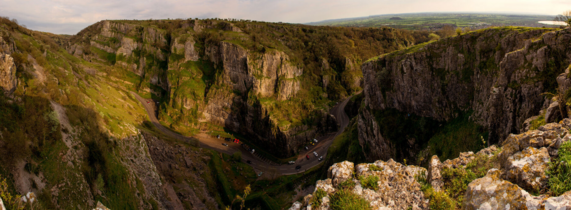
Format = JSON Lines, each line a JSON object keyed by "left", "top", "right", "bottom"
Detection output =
{"left": 538, "top": 21, "right": 567, "bottom": 26}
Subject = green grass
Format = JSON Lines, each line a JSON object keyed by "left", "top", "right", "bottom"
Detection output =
{"left": 547, "top": 141, "right": 571, "bottom": 196}
{"left": 329, "top": 189, "right": 371, "bottom": 210}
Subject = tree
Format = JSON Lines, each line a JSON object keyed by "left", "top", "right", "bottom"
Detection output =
{"left": 554, "top": 11, "right": 571, "bottom": 26}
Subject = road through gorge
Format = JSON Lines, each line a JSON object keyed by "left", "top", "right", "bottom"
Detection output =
{"left": 133, "top": 92, "right": 353, "bottom": 177}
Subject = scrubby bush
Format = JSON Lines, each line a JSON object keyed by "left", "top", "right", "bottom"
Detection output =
{"left": 329, "top": 189, "right": 371, "bottom": 210}
{"left": 337, "top": 179, "right": 356, "bottom": 190}
{"left": 547, "top": 141, "right": 571, "bottom": 195}
{"left": 359, "top": 175, "right": 379, "bottom": 191}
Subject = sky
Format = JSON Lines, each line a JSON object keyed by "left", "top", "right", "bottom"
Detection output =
{"left": 0, "top": 0, "right": 569, "bottom": 34}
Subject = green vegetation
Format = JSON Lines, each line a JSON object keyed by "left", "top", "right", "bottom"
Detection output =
{"left": 329, "top": 189, "right": 371, "bottom": 210}
{"left": 428, "top": 112, "right": 488, "bottom": 162}
{"left": 441, "top": 151, "right": 498, "bottom": 205}
{"left": 337, "top": 179, "right": 356, "bottom": 190}
{"left": 547, "top": 141, "right": 571, "bottom": 196}
{"left": 530, "top": 115, "right": 547, "bottom": 130}
{"left": 311, "top": 188, "right": 328, "bottom": 208}
{"left": 310, "top": 13, "right": 558, "bottom": 30}
{"left": 359, "top": 175, "right": 380, "bottom": 191}
{"left": 369, "top": 164, "right": 383, "bottom": 171}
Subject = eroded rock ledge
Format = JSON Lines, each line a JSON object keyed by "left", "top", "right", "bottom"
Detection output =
{"left": 291, "top": 119, "right": 571, "bottom": 210}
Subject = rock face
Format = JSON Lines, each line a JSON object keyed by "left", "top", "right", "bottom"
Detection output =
{"left": 0, "top": 53, "right": 17, "bottom": 94}
{"left": 359, "top": 28, "right": 571, "bottom": 161}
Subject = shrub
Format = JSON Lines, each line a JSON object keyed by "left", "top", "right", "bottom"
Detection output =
{"left": 311, "top": 188, "right": 327, "bottom": 208}
{"left": 529, "top": 115, "right": 546, "bottom": 130}
{"left": 329, "top": 189, "right": 371, "bottom": 210}
{"left": 547, "top": 141, "right": 571, "bottom": 195}
{"left": 337, "top": 179, "right": 356, "bottom": 190}
{"left": 369, "top": 164, "right": 383, "bottom": 171}
{"left": 359, "top": 175, "right": 379, "bottom": 191}
{"left": 426, "top": 187, "right": 456, "bottom": 210}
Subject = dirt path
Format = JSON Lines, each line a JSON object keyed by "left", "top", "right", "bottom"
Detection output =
{"left": 132, "top": 91, "right": 354, "bottom": 175}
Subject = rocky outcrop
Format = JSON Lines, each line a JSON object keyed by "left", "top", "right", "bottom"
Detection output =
{"left": 295, "top": 118, "right": 571, "bottom": 210}
{"left": 301, "top": 159, "right": 428, "bottom": 210}
{"left": 359, "top": 28, "right": 571, "bottom": 161}
{"left": 116, "top": 37, "right": 138, "bottom": 57}
{"left": 504, "top": 146, "right": 550, "bottom": 192}
{"left": 248, "top": 51, "right": 302, "bottom": 100}
{"left": 0, "top": 53, "right": 17, "bottom": 94}
{"left": 463, "top": 168, "right": 548, "bottom": 210}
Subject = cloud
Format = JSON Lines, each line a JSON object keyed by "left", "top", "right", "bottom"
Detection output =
{"left": 0, "top": 0, "right": 563, "bottom": 34}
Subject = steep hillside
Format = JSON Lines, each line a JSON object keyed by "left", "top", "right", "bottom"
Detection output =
{"left": 358, "top": 27, "right": 571, "bottom": 162}
{"left": 0, "top": 17, "right": 226, "bottom": 209}
{"left": 67, "top": 19, "right": 431, "bottom": 157}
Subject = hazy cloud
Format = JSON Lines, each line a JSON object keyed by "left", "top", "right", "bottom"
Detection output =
{"left": 0, "top": 0, "right": 565, "bottom": 34}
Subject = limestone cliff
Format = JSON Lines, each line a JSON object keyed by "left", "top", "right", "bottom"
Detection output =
{"left": 69, "top": 19, "right": 426, "bottom": 157}
{"left": 359, "top": 27, "right": 571, "bottom": 161}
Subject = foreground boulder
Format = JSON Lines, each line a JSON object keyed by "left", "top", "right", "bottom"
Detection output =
{"left": 463, "top": 169, "right": 546, "bottom": 210}
{"left": 504, "top": 147, "right": 550, "bottom": 192}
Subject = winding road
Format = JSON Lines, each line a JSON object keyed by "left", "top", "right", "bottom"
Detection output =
{"left": 133, "top": 92, "right": 353, "bottom": 176}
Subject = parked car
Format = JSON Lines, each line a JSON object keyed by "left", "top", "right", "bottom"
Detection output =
{"left": 222, "top": 143, "right": 228, "bottom": 147}
{"left": 288, "top": 161, "right": 295, "bottom": 165}
{"left": 313, "top": 139, "right": 318, "bottom": 143}
{"left": 246, "top": 160, "right": 252, "bottom": 164}
{"left": 318, "top": 156, "right": 323, "bottom": 161}
{"left": 306, "top": 155, "right": 310, "bottom": 160}
{"left": 251, "top": 149, "right": 255, "bottom": 154}
{"left": 224, "top": 138, "right": 231, "bottom": 141}
{"left": 258, "top": 172, "right": 263, "bottom": 177}
{"left": 295, "top": 165, "right": 301, "bottom": 170}
{"left": 305, "top": 146, "right": 309, "bottom": 150}
{"left": 313, "top": 151, "right": 318, "bottom": 157}
{"left": 217, "top": 135, "right": 220, "bottom": 139}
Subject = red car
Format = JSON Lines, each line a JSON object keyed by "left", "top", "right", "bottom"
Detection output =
{"left": 306, "top": 155, "right": 310, "bottom": 160}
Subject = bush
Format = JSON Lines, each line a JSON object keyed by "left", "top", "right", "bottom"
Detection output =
{"left": 547, "top": 141, "right": 571, "bottom": 195}
{"left": 359, "top": 175, "right": 379, "bottom": 191}
{"left": 329, "top": 189, "right": 371, "bottom": 210}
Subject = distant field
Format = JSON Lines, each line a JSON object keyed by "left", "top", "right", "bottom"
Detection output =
{"left": 308, "top": 13, "right": 559, "bottom": 30}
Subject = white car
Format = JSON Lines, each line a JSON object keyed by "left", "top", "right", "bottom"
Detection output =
{"left": 318, "top": 156, "right": 323, "bottom": 161}
{"left": 288, "top": 161, "right": 295, "bottom": 165}
{"left": 313, "top": 139, "right": 318, "bottom": 143}
{"left": 313, "top": 151, "right": 318, "bottom": 157}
